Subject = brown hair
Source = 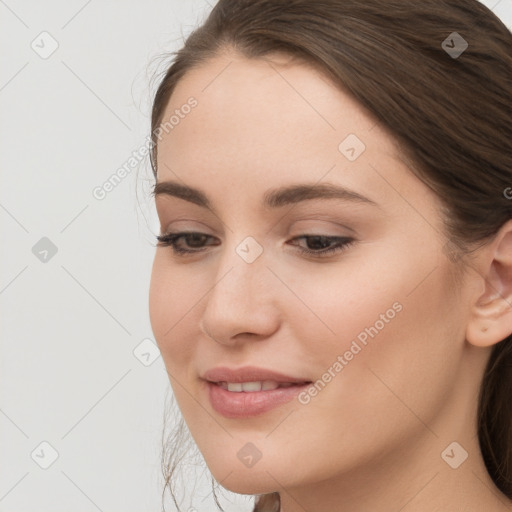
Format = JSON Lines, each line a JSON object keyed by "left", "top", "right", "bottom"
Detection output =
{"left": 148, "top": 1, "right": 512, "bottom": 511}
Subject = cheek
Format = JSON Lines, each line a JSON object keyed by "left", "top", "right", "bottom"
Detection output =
{"left": 287, "top": 243, "right": 464, "bottom": 436}
{"left": 285, "top": 236, "right": 461, "bottom": 362}
{"left": 149, "top": 256, "right": 203, "bottom": 369}
{"left": 274, "top": 245, "right": 410, "bottom": 366}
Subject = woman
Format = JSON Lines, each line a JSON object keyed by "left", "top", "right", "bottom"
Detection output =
{"left": 148, "top": 1, "right": 512, "bottom": 511}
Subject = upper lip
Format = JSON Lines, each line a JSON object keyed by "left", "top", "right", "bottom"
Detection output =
{"left": 203, "top": 366, "right": 311, "bottom": 384}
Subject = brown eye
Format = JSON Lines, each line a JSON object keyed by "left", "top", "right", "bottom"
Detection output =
{"left": 156, "top": 232, "right": 219, "bottom": 255}
{"left": 287, "top": 235, "right": 355, "bottom": 258}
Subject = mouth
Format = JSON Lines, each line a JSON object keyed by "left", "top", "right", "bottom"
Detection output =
{"left": 201, "top": 366, "right": 313, "bottom": 418}
{"left": 205, "top": 379, "right": 313, "bottom": 418}
{"left": 210, "top": 380, "right": 312, "bottom": 392}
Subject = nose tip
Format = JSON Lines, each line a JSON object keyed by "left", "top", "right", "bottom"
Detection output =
{"left": 201, "top": 323, "right": 256, "bottom": 345}
{"left": 199, "top": 257, "right": 280, "bottom": 345}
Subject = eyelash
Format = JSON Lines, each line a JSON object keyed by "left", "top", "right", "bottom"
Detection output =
{"left": 155, "top": 232, "right": 355, "bottom": 258}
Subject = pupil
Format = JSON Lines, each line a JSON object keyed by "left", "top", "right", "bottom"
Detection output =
{"left": 188, "top": 234, "right": 206, "bottom": 247}
{"left": 308, "top": 236, "right": 330, "bottom": 250}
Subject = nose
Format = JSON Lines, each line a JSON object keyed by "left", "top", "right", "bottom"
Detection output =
{"left": 199, "top": 244, "right": 280, "bottom": 345}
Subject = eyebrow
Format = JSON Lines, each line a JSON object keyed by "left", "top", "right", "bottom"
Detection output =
{"left": 152, "top": 180, "right": 379, "bottom": 210}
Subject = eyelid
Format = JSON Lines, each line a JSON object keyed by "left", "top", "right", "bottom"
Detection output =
{"left": 157, "top": 207, "right": 360, "bottom": 231}
{"left": 159, "top": 220, "right": 216, "bottom": 236}
{"left": 290, "top": 219, "right": 357, "bottom": 236}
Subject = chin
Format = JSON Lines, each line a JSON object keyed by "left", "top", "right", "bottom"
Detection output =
{"left": 218, "top": 475, "right": 277, "bottom": 496}
{"left": 205, "top": 460, "right": 282, "bottom": 495}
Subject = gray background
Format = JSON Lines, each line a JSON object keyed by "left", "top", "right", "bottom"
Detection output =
{"left": 1, "top": 1, "right": 511, "bottom": 511}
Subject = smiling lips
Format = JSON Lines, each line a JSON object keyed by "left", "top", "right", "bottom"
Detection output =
{"left": 202, "top": 366, "right": 313, "bottom": 418}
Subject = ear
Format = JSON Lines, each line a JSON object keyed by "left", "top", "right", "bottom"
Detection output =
{"left": 466, "top": 219, "right": 512, "bottom": 348}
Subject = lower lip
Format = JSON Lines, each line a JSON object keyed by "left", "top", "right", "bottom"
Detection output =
{"left": 205, "top": 381, "right": 311, "bottom": 418}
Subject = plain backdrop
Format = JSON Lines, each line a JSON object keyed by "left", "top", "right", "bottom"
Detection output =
{"left": 1, "top": 1, "right": 511, "bottom": 511}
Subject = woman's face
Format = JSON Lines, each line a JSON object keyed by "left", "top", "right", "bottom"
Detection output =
{"left": 149, "top": 51, "right": 483, "bottom": 495}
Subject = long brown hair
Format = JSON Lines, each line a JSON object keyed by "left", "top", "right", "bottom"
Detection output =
{"left": 149, "top": 1, "right": 512, "bottom": 510}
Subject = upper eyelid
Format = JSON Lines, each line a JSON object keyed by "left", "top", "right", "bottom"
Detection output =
{"left": 158, "top": 215, "right": 358, "bottom": 235}
{"left": 158, "top": 229, "right": 353, "bottom": 240}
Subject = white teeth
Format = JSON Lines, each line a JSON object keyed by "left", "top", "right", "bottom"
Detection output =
{"left": 239, "top": 381, "right": 261, "bottom": 392}
{"left": 227, "top": 382, "right": 244, "bottom": 392}
{"left": 261, "top": 380, "right": 280, "bottom": 391}
{"left": 221, "top": 380, "right": 283, "bottom": 392}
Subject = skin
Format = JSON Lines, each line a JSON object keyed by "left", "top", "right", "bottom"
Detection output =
{"left": 149, "top": 49, "right": 512, "bottom": 512}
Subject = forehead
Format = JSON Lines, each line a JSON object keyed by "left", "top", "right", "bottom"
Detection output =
{"left": 157, "top": 51, "right": 396, "bottom": 170}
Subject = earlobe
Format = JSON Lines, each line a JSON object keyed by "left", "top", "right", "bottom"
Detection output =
{"left": 467, "top": 313, "right": 511, "bottom": 348}
{"left": 466, "top": 220, "right": 512, "bottom": 348}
